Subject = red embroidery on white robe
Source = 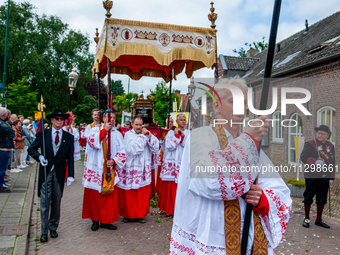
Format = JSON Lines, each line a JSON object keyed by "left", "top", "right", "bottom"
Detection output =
{"left": 265, "top": 189, "right": 291, "bottom": 235}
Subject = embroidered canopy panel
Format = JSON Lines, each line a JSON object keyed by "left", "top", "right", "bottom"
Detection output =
{"left": 92, "top": 18, "right": 217, "bottom": 82}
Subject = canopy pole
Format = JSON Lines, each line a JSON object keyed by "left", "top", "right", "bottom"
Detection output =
{"left": 167, "top": 71, "right": 173, "bottom": 129}
{"left": 107, "top": 59, "right": 111, "bottom": 109}
{"left": 97, "top": 72, "right": 101, "bottom": 124}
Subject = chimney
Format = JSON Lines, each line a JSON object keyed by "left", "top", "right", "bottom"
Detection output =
{"left": 305, "top": 19, "right": 308, "bottom": 31}
{"left": 277, "top": 43, "right": 281, "bottom": 52}
{"left": 246, "top": 48, "right": 259, "bottom": 58}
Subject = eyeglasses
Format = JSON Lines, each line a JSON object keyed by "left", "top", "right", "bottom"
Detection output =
{"left": 54, "top": 117, "right": 64, "bottom": 121}
{"left": 317, "top": 132, "right": 328, "bottom": 136}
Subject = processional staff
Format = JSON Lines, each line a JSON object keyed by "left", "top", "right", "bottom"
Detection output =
{"left": 241, "top": 1, "right": 282, "bottom": 254}
{"left": 37, "top": 96, "right": 48, "bottom": 209}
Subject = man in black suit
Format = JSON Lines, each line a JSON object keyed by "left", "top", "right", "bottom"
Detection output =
{"left": 28, "top": 109, "right": 74, "bottom": 242}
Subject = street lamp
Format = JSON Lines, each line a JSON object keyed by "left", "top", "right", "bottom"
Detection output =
{"left": 187, "top": 77, "right": 196, "bottom": 128}
{"left": 68, "top": 65, "right": 79, "bottom": 110}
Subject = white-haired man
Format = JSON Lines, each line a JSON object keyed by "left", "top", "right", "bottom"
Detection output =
{"left": 158, "top": 113, "right": 189, "bottom": 216}
{"left": 170, "top": 77, "right": 292, "bottom": 254}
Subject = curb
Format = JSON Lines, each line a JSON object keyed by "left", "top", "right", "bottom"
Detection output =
{"left": 13, "top": 163, "right": 38, "bottom": 255}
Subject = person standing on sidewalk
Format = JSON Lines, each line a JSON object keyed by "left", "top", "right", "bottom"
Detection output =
{"left": 0, "top": 107, "right": 15, "bottom": 193}
{"left": 118, "top": 116, "right": 159, "bottom": 223}
{"left": 22, "top": 119, "right": 32, "bottom": 166}
{"left": 158, "top": 114, "right": 189, "bottom": 216}
{"left": 12, "top": 120, "right": 26, "bottom": 171}
{"left": 82, "top": 111, "right": 126, "bottom": 231}
{"left": 300, "top": 125, "right": 335, "bottom": 229}
{"left": 28, "top": 109, "right": 74, "bottom": 242}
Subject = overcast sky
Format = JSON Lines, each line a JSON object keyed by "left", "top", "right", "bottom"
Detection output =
{"left": 1, "top": 0, "right": 340, "bottom": 96}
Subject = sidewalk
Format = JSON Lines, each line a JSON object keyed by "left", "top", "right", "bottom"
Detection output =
{"left": 0, "top": 162, "right": 37, "bottom": 255}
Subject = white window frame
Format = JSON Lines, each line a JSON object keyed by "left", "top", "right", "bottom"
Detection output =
{"left": 317, "top": 106, "right": 336, "bottom": 144}
{"left": 272, "top": 111, "right": 283, "bottom": 143}
{"left": 288, "top": 113, "right": 302, "bottom": 165}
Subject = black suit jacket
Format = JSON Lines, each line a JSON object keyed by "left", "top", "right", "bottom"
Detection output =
{"left": 28, "top": 128, "right": 74, "bottom": 197}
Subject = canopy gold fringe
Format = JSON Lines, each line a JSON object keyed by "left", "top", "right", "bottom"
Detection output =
{"left": 92, "top": 42, "right": 216, "bottom": 79}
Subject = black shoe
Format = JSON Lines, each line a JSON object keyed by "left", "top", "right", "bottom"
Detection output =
{"left": 315, "top": 220, "right": 330, "bottom": 228}
{"left": 100, "top": 223, "right": 117, "bottom": 230}
{"left": 302, "top": 219, "right": 310, "bottom": 228}
{"left": 0, "top": 187, "right": 11, "bottom": 193}
{"left": 40, "top": 234, "right": 48, "bottom": 242}
{"left": 50, "top": 230, "right": 58, "bottom": 238}
{"left": 91, "top": 221, "right": 99, "bottom": 231}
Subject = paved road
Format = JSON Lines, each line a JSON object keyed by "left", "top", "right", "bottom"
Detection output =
{"left": 28, "top": 159, "right": 172, "bottom": 255}
{"left": 26, "top": 158, "right": 340, "bottom": 255}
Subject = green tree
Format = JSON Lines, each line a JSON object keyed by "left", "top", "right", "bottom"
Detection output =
{"left": 6, "top": 77, "right": 38, "bottom": 116}
{"left": 113, "top": 92, "right": 138, "bottom": 113}
{"left": 233, "top": 36, "right": 268, "bottom": 57}
{"left": 0, "top": 1, "right": 94, "bottom": 112}
{"left": 149, "top": 81, "right": 179, "bottom": 127}
{"left": 72, "top": 95, "right": 99, "bottom": 124}
{"left": 113, "top": 92, "right": 138, "bottom": 124}
{"left": 111, "top": 80, "right": 125, "bottom": 98}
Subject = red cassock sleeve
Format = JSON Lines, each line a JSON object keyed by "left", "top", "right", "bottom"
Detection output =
{"left": 180, "top": 135, "right": 185, "bottom": 144}
{"left": 253, "top": 190, "right": 270, "bottom": 216}
{"left": 100, "top": 129, "right": 107, "bottom": 142}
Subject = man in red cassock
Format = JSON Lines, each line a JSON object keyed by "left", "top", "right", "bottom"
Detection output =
{"left": 82, "top": 111, "right": 126, "bottom": 231}
{"left": 118, "top": 116, "right": 159, "bottom": 223}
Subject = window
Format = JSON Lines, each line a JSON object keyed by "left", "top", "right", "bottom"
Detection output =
{"left": 272, "top": 111, "right": 283, "bottom": 143}
{"left": 317, "top": 107, "right": 336, "bottom": 144}
{"left": 288, "top": 113, "right": 302, "bottom": 164}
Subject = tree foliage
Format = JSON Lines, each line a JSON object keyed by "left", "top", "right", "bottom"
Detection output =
{"left": 0, "top": 1, "right": 94, "bottom": 114}
{"left": 111, "top": 80, "right": 125, "bottom": 98}
{"left": 233, "top": 36, "right": 268, "bottom": 57}
{"left": 6, "top": 77, "right": 38, "bottom": 117}
{"left": 113, "top": 93, "right": 138, "bottom": 113}
{"left": 84, "top": 78, "right": 108, "bottom": 110}
{"left": 113, "top": 92, "right": 137, "bottom": 125}
{"left": 72, "top": 95, "right": 98, "bottom": 124}
{"left": 149, "top": 81, "right": 179, "bottom": 127}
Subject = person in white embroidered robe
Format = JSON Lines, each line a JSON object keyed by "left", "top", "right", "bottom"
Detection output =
{"left": 169, "top": 77, "right": 292, "bottom": 255}
{"left": 118, "top": 116, "right": 159, "bottom": 223}
{"left": 84, "top": 108, "right": 101, "bottom": 141}
{"left": 82, "top": 111, "right": 126, "bottom": 231}
{"left": 63, "top": 112, "right": 81, "bottom": 161}
{"left": 158, "top": 113, "right": 189, "bottom": 216}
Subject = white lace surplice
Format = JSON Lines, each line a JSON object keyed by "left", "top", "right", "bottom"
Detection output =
{"left": 161, "top": 129, "right": 190, "bottom": 183}
{"left": 118, "top": 129, "right": 159, "bottom": 190}
{"left": 82, "top": 125, "right": 126, "bottom": 193}
{"left": 170, "top": 126, "right": 292, "bottom": 255}
{"left": 62, "top": 127, "right": 81, "bottom": 161}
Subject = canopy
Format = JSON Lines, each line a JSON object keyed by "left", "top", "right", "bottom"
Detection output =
{"left": 92, "top": 18, "right": 217, "bottom": 82}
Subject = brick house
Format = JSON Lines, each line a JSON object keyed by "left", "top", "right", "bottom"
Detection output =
{"left": 216, "top": 11, "right": 340, "bottom": 173}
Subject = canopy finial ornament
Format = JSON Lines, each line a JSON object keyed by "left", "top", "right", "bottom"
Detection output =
{"left": 94, "top": 28, "right": 99, "bottom": 44}
{"left": 208, "top": 2, "right": 217, "bottom": 29}
{"left": 103, "top": 0, "right": 113, "bottom": 18}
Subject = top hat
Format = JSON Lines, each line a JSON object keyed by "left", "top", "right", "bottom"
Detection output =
{"left": 46, "top": 109, "right": 70, "bottom": 120}
{"left": 314, "top": 125, "right": 331, "bottom": 136}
